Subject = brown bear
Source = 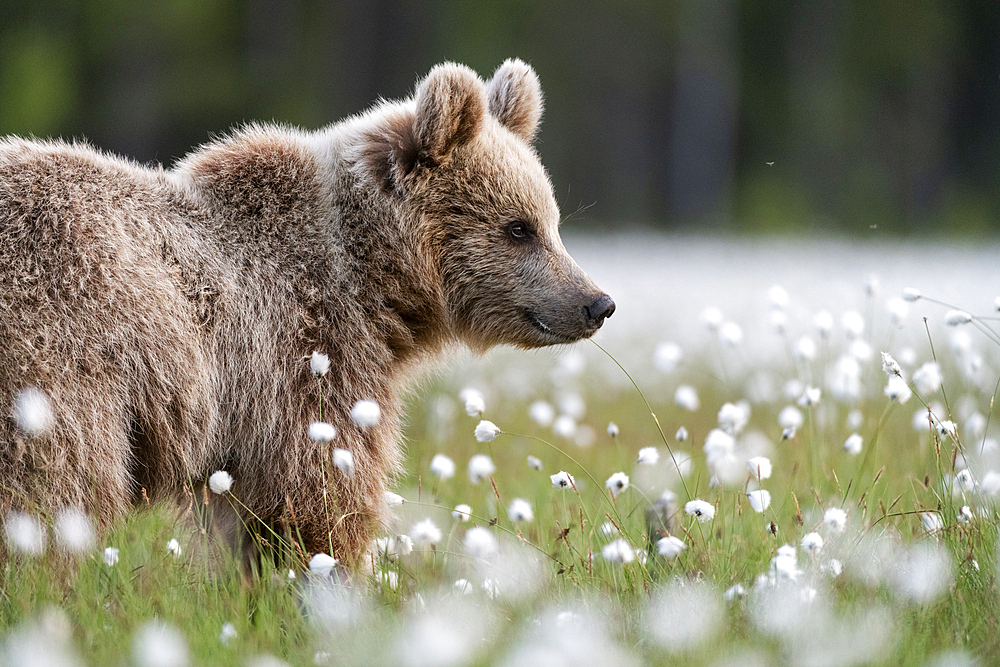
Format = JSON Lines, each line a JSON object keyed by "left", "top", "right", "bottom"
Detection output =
{"left": 0, "top": 59, "right": 614, "bottom": 565}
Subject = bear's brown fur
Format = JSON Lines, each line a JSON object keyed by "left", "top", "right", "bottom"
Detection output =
{"left": 0, "top": 60, "right": 613, "bottom": 564}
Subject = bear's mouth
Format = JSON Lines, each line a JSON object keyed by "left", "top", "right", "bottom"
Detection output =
{"left": 523, "top": 309, "right": 591, "bottom": 345}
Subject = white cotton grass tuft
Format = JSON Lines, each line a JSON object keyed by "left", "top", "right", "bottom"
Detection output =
{"left": 814, "top": 310, "right": 834, "bottom": 337}
{"left": 474, "top": 420, "right": 501, "bottom": 443}
{"left": 654, "top": 342, "right": 683, "bottom": 373}
{"left": 310, "top": 351, "right": 330, "bottom": 378}
{"left": 656, "top": 535, "right": 686, "bottom": 558}
{"left": 507, "top": 498, "right": 534, "bottom": 523}
{"left": 699, "top": 306, "right": 724, "bottom": 331}
{"left": 913, "top": 362, "right": 943, "bottom": 394}
{"left": 645, "top": 581, "right": 722, "bottom": 653}
{"left": 308, "top": 421, "right": 337, "bottom": 442}
{"left": 219, "top": 622, "right": 238, "bottom": 646}
{"left": 464, "top": 526, "right": 498, "bottom": 559}
{"left": 607, "top": 421, "right": 620, "bottom": 438}
{"left": 798, "top": 386, "right": 821, "bottom": 407}
{"left": 719, "top": 321, "right": 743, "bottom": 346}
{"left": 674, "top": 385, "right": 700, "bottom": 411}
{"left": 921, "top": 512, "right": 944, "bottom": 534}
{"left": 747, "top": 456, "right": 772, "bottom": 480}
{"left": 332, "top": 448, "right": 354, "bottom": 476}
{"left": 452, "top": 504, "right": 472, "bottom": 522}
{"left": 54, "top": 508, "right": 95, "bottom": 554}
{"left": 410, "top": 518, "right": 442, "bottom": 548}
{"left": 467, "top": 454, "right": 496, "bottom": 484}
{"left": 208, "top": 470, "right": 233, "bottom": 495}
{"left": 308, "top": 553, "right": 338, "bottom": 576}
{"left": 637, "top": 447, "right": 659, "bottom": 465}
{"left": 605, "top": 472, "right": 629, "bottom": 497}
{"left": 526, "top": 455, "right": 543, "bottom": 471}
{"left": 902, "top": 287, "right": 921, "bottom": 301}
{"left": 601, "top": 538, "right": 635, "bottom": 564}
{"left": 350, "top": 400, "right": 380, "bottom": 427}
{"left": 717, "top": 401, "right": 750, "bottom": 434}
{"left": 4, "top": 511, "right": 47, "bottom": 556}
{"left": 430, "top": 453, "right": 456, "bottom": 480}
{"left": 103, "top": 547, "right": 120, "bottom": 567}
{"left": 133, "top": 619, "right": 190, "bottom": 667}
{"left": 675, "top": 426, "right": 689, "bottom": 441}
{"left": 460, "top": 388, "right": 485, "bottom": 417}
{"left": 166, "top": 538, "right": 182, "bottom": 558}
{"left": 13, "top": 387, "right": 54, "bottom": 437}
{"left": 384, "top": 491, "right": 405, "bottom": 507}
{"left": 884, "top": 376, "right": 912, "bottom": 403}
{"left": 824, "top": 507, "right": 848, "bottom": 532}
{"left": 800, "top": 532, "right": 824, "bottom": 556}
{"left": 552, "top": 414, "right": 576, "bottom": 439}
{"left": 891, "top": 542, "right": 953, "bottom": 603}
{"left": 747, "top": 490, "right": 771, "bottom": 513}
{"left": 528, "top": 401, "right": 554, "bottom": 426}
{"left": 550, "top": 471, "right": 574, "bottom": 489}
{"left": 944, "top": 310, "right": 973, "bottom": 326}
{"left": 844, "top": 433, "right": 863, "bottom": 455}
{"left": 880, "top": 351, "right": 902, "bottom": 377}
{"left": 685, "top": 499, "right": 715, "bottom": 522}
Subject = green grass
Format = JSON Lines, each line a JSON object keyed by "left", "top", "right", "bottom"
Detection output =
{"left": 3, "top": 298, "right": 1000, "bottom": 665}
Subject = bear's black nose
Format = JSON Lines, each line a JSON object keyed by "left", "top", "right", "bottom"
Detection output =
{"left": 584, "top": 294, "right": 616, "bottom": 328}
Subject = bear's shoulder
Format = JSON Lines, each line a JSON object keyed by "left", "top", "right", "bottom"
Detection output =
{"left": 175, "top": 124, "right": 326, "bottom": 219}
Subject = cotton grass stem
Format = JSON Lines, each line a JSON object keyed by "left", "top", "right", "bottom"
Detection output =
{"left": 590, "top": 339, "right": 692, "bottom": 499}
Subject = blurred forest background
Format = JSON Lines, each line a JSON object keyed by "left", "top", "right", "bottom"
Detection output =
{"left": 2, "top": 0, "right": 999, "bottom": 234}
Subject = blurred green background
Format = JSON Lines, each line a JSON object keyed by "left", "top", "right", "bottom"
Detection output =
{"left": 2, "top": 0, "right": 999, "bottom": 234}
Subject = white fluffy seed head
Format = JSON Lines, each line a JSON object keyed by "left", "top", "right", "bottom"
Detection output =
{"left": 13, "top": 387, "right": 54, "bottom": 437}
{"left": 656, "top": 535, "right": 686, "bottom": 558}
{"left": 602, "top": 538, "right": 635, "bottom": 564}
{"left": 332, "top": 448, "right": 355, "bottom": 476}
{"left": 674, "top": 385, "right": 700, "bottom": 411}
{"left": 605, "top": 472, "right": 630, "bottom": 497}
{"left": 308, "top": 421, "right": 337, "bottom": 443}
{"left": 309, "top": 553, "right": 338, "bottom": 576}
{"left": 410, "top": 519, "right": 442, "bottom": 548}
{"left": 208, "top": 470, "right": 233, "bottom": 495}
{"left": 685, "top": 499, "right": 715, "bottom": 522}
{"left": 430, "top": 453, "right": 456, "bottom": 480}
{"left": 350, "top": 400, "right": 381, "bottom": 427}
{"left": 460, "top": 388, "right": 485, "bottom": 416}
{"left": 4, "top": 512, "right": 47, "bottom": 556}
{"left": 464, "top": 526, "right": 498, "bottom": 559}
{"left": 550, "top": 471, "right": 574, "bottom": 489}
{"left": 54, "top": 508, "right": 96, "bottom": 554}
{"left": 452, "top": 504, "right": 472, "bottom": 522}
{"left": 747, "top": 456, "right": 772, "bottom": 480}
{"left": 507, "top": 498, "right": 534, "bottom": 523}
{"left": 310, "top": 351, "right": 330, "bottom": 378}
{"left": 132, "top": 620, "right": 189, "bottom": 667}
{"left": 747, "top": 489, "right": 771, "bottom": 513}
{"left": 103, "top": 547, "right": 120, "bottom": 567}
{"left": 474, "top": 420, "right": 501, "bottom": 443}
{"left": 944, "top": 310, "right": 972, "bottom": 326}
{"left": 467, "top": 454, "right": 496, "bottom": 484}
{"left": 637, "top": 447, "right": 660, "bottom": 465}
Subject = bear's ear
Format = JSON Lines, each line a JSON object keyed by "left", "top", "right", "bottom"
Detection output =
{"left": 413, "top": 63, "right": 487, "bottom": 165}
{"left": 486, "top": 59, "right": 543, "bottom": 142}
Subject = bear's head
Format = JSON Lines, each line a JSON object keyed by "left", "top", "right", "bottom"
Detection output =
{"left": 361, "top": 59, "right": 614, "bottom": 352}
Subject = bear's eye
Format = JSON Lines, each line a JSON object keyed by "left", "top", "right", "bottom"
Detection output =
{"left": 507, "top": 221, "right": 530, "bottom": 241}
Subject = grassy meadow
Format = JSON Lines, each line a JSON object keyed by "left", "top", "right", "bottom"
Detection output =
{"left": 3, "top": 237, "right": 1000, "bottom": 666}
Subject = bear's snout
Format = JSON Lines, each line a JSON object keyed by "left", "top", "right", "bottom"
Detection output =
{"left": 584, "top": 294, "right": 616, "bottom": 330}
